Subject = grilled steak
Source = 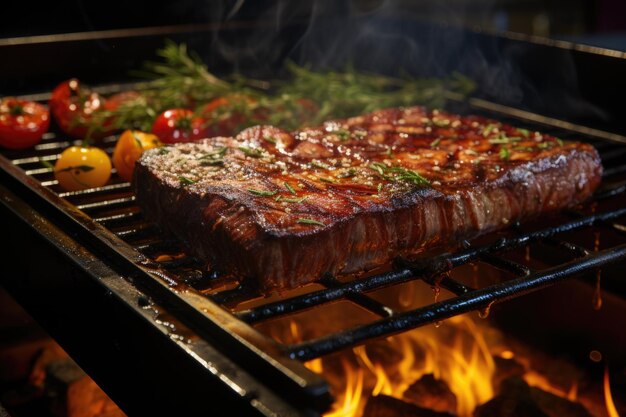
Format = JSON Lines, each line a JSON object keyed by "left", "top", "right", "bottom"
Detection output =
{"left": 134, "top": 107, "right": 602, "bottom": 293}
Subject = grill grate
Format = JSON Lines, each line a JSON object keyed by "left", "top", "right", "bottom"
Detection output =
{"left": 4, "top": 98, "right": 626, "bottom": 382}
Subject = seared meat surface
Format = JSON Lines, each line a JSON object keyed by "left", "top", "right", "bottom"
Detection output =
{"left": 134, "top": 107, "right": 602, "bottom": 292}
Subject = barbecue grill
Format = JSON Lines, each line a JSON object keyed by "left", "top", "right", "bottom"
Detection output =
{"left": 1, "top": 17, "right": 626, "bottom": 417}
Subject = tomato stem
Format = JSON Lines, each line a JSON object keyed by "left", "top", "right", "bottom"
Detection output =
{"left": 9, "top": 104, "right": 24, "bottom": 116}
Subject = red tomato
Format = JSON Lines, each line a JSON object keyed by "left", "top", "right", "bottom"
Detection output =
{"left": 201, "top": 95, "right": 271, "bottom": 137}
{"left": 104, "top": 91, "right": 141, "bottom": 112}
{"left": 49, "top": 79, "right": 109, "bottom": 139}
{"left": 151, "top": 109, "right": 206, "bottom": 144}
{"left": 0, "top": 98, "right": 50, "bottom": 150}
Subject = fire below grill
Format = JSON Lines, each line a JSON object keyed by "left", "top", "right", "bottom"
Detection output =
{"left": 2, "top": 22, "right": 626, "bottom": 417}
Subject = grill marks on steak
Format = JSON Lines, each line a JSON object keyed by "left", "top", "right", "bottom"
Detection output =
{"left": 134, "top": 107, "right": 602, "bottom": 292}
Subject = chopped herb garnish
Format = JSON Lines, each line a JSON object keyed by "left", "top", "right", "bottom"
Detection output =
{"left": 319, "top": 177, "right": 335, "bottom": 183}
{"left": 284, "top": 182, "right": 297, "bottom": 195}
{"left": 337, "top": 168, "right": 357, "bottom": 178}
{"left": 513, "top": 146, "right": 535, "bottom": 152}
{"left": 482, "top": 123, "right": 499, "bottom": 136}
{"left": 430, "top": 138, "right": 441, "bottom": 148}
{"left": 263, "top": 136, "right": 277, "bottom": 144}
{"left": 465, "top": 149, "right": 478, "bottom": 156}
{"left": 238, "top": 146, "right": 264, "bottom": 158}
{"left": 432, "top": 119, "right": 450, "bottom": 127}
{"left": 387, "top": 166, "right": 430, "bottom": 186}
{"left": 556, "top": 138, "right": 564, "bottom": 146}
{"left": 334, "top": 128, "right": 351, "bottom": 141}
{"left": 377, "top": 183, "right": 383, "bottom": 193}
{"left": 537, "top": 142, "right": 551, "bottom": 149}
{"left": 353, "top": 130, "right": 367, "bottom": 139}
{"left": 518, "top": 128, "right": 530, "bottom": 137}
{"left": 369, "top": 162, "right": 388, "bottom": 177}
{"left": 178, "top": 175, "right": 196, "bottom": 186}
{"left": 499, "top": 147, "right": 510, "bottom": 160}
{"left": 158, "top": 147, "right": 170, "bottom": 155}
{"left": 311, "top": 160, "right": 332, "bottom": 170}
{"left": 199, "top": 159, "right": 224, "bottom": 166}
{"left": 247, "top": 188, "right": 277, "bottom": 197}
{"left": 297, "top": 218, "right": 325, "bottom": 227}
{"left": 489, "top": 134, "right": 522, "bottom": 144}
{"left": 38, "top": 158, "right": 55, "bottom": 170}
{"left": 383, "top": 147, "right": 393, "bottom": 156}
{"left": 276, "top": 195, "right": 308, "bottom": 203}
{"left": 198, "top": 147, "right": 227, "bottom": 166}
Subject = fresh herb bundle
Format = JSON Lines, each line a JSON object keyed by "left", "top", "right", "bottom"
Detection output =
{"left": 84, "top": 40, "right": 474, "bottom": 136}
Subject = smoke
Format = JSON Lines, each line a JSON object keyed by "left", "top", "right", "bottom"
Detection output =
{"left": 189, "top": 0, "right": 606, "bottom": 123}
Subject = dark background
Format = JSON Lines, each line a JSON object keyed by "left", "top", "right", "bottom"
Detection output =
{"left": 2, "top": 0, "right": 626, "bottom": 51}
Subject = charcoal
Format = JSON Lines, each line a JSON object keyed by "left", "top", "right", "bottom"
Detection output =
{"left": 474, "top": 377, "right": 548, "bottom": 417}
{"left": 363, "top": 394, "right": 455, "bottom": 417}
{"left": 403, "top": 373, "right": 457, "bottom": 414}
{"left": 529, "top": 387, "right": 592, "bottom": 417}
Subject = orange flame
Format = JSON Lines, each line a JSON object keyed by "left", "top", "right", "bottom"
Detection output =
{"left": 604, "top": 365, "right": 621, "bottom": 417}
{"left": 312, "top": 314, "right": 495, "bottom": 417}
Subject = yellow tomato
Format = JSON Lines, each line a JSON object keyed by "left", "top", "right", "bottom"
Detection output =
{"left": 112, "top": 130, "right": 162, "bottom": 182}
{"left": 54, "top": 146, "right": 112, "bottom": 191}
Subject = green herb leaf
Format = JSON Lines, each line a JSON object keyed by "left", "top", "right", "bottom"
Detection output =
{"left": 263, "top": 136, "right": 277, "bottom": 144}
{"left": 239, "top": 146, "right": 264, "bottom": 158}
{"left": 499, "top": 147, "right": 510, "bottom": 160}
{"left": 38, "top": 158, "right": 55, "bottom": 170}
{"left": 334, "top": 128, "right": 351, "bottom": 141}
{"left": 276, "top": 195, "right": 308, "bottom": 203}
{"left": 284, "top": 182, "right": 297, "bottom": 195}
{"left": 430, "top": 138, "right": 441, "bottom": 148}
{"left": 337, "top": 168, "right": 357, "bottom": 178}
{"left": 310, "top": 160, "right": 332, "bottom": 170}
{"left": 179, "top": 175, "right": 196, "bottom": 186}
{"left": 248, "top": 188, "right": 277, "bottom": 197}
{"left": 297, "top": 218, "right": 325, "bottom": 227}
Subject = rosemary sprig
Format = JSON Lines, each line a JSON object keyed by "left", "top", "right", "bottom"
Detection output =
{"left": 276, "top": 195, "right": 308, "bottom": 203}
{"left": 369, "top": 163, "right": 430, "bottom": 187}
{"left": 284, "top": 182, "right": 297, "bottom": 195}
{"left": 297, "top": 218, "right": 326, "bottom": 227}
{"left": 78, "top": 41, "right": 475, "bottom": 137}
{"left": 248, "top": 188, "right": 277, "bottom": 197}
{"left": 238, "top": 146, "right": 264, "bottom": 158}
{"left": 178, "top": 175, "right": 196, "bottom": 186}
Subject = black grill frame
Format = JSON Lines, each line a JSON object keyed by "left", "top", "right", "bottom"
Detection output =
{"left": 2, "top": 23, "right": 626, "bottom": 417}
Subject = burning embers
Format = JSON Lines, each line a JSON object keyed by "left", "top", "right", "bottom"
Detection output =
{"left": 259, "top": 280, "right": 623, "bottom": 417}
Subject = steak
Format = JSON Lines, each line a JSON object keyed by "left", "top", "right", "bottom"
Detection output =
{"left": 134, "top": 107, "right": 602, "bottom": 293}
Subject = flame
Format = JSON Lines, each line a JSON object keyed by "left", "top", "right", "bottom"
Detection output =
{"left": 324, "top": 360, "right": 364, "bottom": 417}
{"left": 314, "top": 314, "right": 495, "bottom": 417}
{"left": 523, "top": 370, "right": 578, "bottom": 400}
{"left": 264, "top": 283, "right": 600, "bottom": 417}
{"left": 604, "top": 365, "right": 621, "bottom": 417}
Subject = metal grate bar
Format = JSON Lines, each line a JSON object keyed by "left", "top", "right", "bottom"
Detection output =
{"left": 541, "top": 237, "right": 590, "bottom": 257}
{"left": 479, "top": 254, "right": 533, "bottom": 276}
{"left": 231, "top": 207, "right": 626, "bottom": 323}
{"left": 75, "top": 196, "right": 136, "bottom": 211}
{"left": 319, "top": 276, "right": 396, "bottom": 318}
{"left": 285, "top": 243, "right": 626, "bottom": 361}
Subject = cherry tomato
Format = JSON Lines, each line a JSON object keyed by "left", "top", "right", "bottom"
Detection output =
{"left": 201, "top": 95, "right": 262, "bottom": 137}
{"left": 0, "top": 98, "right": 50, "bottom": 149}
{"left": 112, "top": 130, "right": 162, "bottom": 182}
{"left": 54, "top": 146, "right": 112, "bottom": 191}
{"left": 151, "top": 109, "right": 206, "bottom": 144}
{"left": 49, "top": 79, "right": 109, "bottom": 139}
